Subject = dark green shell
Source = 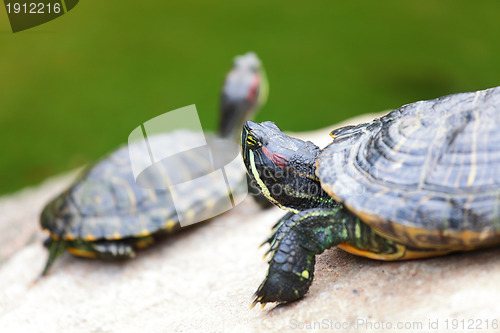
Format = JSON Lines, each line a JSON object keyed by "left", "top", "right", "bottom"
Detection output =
{"left": 317, "top": 86, "right": 500, "bottom": 249}
{"left": 41, "top": 131, "right": 246, "bottom": 241}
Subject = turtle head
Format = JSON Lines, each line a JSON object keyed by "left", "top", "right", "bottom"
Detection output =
{"left": 241, "top": 121, "right": 332, "bottom": 211}
{"left": 218, "top": 52, "right": 268, "bottom": 139}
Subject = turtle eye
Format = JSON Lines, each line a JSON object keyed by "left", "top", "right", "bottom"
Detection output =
{"left": 245, "top": 132, "right": 262, "bottom": 149}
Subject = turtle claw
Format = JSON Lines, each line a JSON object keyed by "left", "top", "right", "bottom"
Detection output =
{"left": 262, "top": 246, "right": 273, "bottom": 259}
{"left": 250, "top": 295, "right": 266, "bottom": 309}
{"left": 261, "top": 212, "right": 296, "bottom": 250}
{"left": 258, "top": 238, "right": 271, "bottom": 248}
{"left": 259, "top": 236, "right": 277, "bottom": 260}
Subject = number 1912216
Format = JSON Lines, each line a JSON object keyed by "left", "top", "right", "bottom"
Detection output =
{"left": 444, "top": 319, "right": 498, "bottom": 330}
{"left": 6, "top": 2, "right": 61, "bottom": 14}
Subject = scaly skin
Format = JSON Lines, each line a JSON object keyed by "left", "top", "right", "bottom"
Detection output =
{"left": 244, "top": 86, "right": 500, "bottom": 305}
{"left": 242, "top": 121, "right": 402, "bottom": 305}
{"left": 253, "top": 206, "right": 401, "bottom": 304}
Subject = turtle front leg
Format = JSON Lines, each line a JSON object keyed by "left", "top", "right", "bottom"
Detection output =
{"left": 254, "top": 208, "right": 348, "bottom": 305}
{"left": 40, "top": 237, "right": 68, "bottom": 277}
{"left": 40, "top": 237, "right": 152, "bottom": 277}
{"left": 254, "top": 206, "right": 399, "bottom": 305}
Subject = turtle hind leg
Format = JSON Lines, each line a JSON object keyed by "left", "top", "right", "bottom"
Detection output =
{"left": 254, "top": 208, "right": 348, "bottom": 305}
{"left": 67, "top": 239, "right": 139, "bottom": 260}
{"left": 91, "top": 241, "right": 136, "bottom": 260}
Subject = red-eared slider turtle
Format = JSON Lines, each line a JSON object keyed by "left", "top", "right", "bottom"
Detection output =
{"left": 241, "top": 85, "right": 500, "bottom": 305}
{"left": 40, "top": 52, "right": 268, "bottom": 275}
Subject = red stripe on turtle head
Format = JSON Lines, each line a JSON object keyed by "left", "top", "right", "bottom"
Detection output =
{"left": 246, "top": 74, "right": 260, "bottom": 103}
{"left": 262, "top": 146, "right": 289, "bottom": 169}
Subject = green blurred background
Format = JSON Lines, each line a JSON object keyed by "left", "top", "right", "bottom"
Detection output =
{"left": 1, "top": 0, "right": 500, "bottom": 195}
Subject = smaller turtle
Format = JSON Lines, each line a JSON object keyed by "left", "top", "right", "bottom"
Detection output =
{"left": 241, "top": 86, "right": 500, "bottom": 305}
{"left": 40, "top": 52, "right": 268, "bottom": 276}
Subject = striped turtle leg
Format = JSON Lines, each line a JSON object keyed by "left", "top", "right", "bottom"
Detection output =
{"left": 253, "top": 206, "right": 401, "bottom": 305}
{"left": 66, "top": 239, "right": 139, "bottom": 260}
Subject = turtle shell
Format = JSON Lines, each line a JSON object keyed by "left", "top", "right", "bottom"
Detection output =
{"left": 317, "top": 86, "right": 500, "bottom": 250}
{"left": 41, "top": 131, "right": 246, "bottom": 242}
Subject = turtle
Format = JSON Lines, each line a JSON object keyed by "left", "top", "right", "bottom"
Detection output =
{"left": 241, "top": 85, "right": 500, "bottom": 305}
{"left": 40, "top": 52, "right": 268, "bottom": 276}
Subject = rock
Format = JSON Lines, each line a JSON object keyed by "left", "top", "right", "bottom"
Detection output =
{"left": 1, "top": 112, "right": 499, "bottom": 332}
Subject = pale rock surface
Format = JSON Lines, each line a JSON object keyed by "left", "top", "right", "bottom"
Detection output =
{"left": 1, "top": 113, "right": 499, "bottom": 332}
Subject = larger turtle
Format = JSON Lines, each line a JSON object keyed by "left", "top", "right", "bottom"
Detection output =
{"left": 40, "top": 52, "right": 268, "bottom": 275}
{"left": 241, "top": 85, "right": 500, "bottom": 305}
